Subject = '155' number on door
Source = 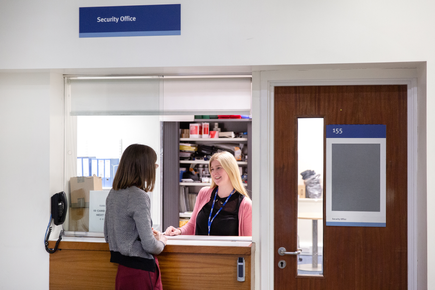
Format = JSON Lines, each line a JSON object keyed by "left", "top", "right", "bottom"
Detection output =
{"left": 332, "top": 128, "right": 343, "bottom": 134}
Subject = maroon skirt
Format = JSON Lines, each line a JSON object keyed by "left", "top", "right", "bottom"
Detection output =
{"left": 115, "top": 256, "right": 163, "bottom": 290}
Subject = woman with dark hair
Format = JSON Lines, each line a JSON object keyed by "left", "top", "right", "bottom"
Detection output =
{"left": 104, "top": 144, "right": 167, "bottom": 290}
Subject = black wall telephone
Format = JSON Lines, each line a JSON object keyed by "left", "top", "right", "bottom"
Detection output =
{"left": 51, "top": 191, "right": 67, "bottom": 225}
{"left": 45, "top": 191, "right": 68, "bottom": 254}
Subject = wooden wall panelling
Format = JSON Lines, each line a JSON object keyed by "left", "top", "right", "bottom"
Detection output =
{"left": 49, "top": 241, "right": 252, "bottom": 290}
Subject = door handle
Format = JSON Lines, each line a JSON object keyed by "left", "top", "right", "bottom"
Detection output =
{"left": 278, "top": 247, "right": 301, "bottom": 256}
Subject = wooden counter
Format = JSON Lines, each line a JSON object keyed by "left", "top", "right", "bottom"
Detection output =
{"left": 48, "top": 237, "right": 253, "bottom": 290}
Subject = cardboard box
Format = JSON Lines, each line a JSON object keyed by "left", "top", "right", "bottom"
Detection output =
{"left": 70, "top": 176, "right": 103, "bottom": 208}
{"left": 298, "top": 185, "right": 306, "bottom": 199}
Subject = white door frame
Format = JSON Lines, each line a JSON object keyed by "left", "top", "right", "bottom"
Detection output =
{"left": 251, "top": 65, "right": 426, "bottom": 290}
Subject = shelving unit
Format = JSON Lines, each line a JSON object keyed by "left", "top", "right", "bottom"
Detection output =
{"left": 180, "top": 138, "right": 248, "bottom": 142}
{"left": 179, "top": 160, "right": 248, "bottom": 165}
{"left": 180, "top": 182, "right": 249, "bottom": 186}
{"left": 179, "top": 212, "right": 192, "bottom": 218}
{"left": 162, "top": 119, "right": 252, "bottom": 230}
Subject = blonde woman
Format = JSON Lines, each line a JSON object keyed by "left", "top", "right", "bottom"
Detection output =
{"left": 165, "top": 151, "right": 252, "bottom": 236}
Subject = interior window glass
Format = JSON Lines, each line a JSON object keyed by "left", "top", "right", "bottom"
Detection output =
{"left": 297, "top": 118, "right": 324, "bottom": 276}
{"left": 66, "top": 115, "right": 161, "bottom": 234}
{"left": 64, "top": 76, "right": 252, "bottom": 237}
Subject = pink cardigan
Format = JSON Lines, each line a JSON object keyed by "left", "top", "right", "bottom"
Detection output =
{"left": 179, "top": 187, "right": 252, "bottom": 236}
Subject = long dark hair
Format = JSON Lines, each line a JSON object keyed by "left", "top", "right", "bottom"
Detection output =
{"left": 112, "top": 144, "right": 157, "bottom": 192}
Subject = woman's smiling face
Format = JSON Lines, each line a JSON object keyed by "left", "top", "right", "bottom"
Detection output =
{"left": 210, "top": 160, "right": 229, "bottom": 186}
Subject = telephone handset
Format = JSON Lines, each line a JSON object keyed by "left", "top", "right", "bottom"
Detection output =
{"left": 45, "top": 191, "right": 68, "bottom": 254}
{"left": 51, "top": 191, "right": 67, "bottom": 225}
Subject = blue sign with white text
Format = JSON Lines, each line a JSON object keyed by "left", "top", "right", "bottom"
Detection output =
{"left": 326, "top": 124, "right": 387, "bottom": 228}
{"left": 326, "top": 124, "right": 386, "bottom": 138}
{"left": 79, "top": 4, "right": 181, "bottom": 38}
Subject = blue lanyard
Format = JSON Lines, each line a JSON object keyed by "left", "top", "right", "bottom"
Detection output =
{"left": 208, "top": 188, "right": 235, "bottom": 236}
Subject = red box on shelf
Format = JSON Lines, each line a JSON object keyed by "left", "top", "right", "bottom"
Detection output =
{"left": 217, "top": 115, "right": 242, "bottom": 119}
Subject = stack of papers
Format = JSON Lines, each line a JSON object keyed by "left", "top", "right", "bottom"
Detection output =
{"left": 219, "top": 132, "right": 235, "bottom": 138}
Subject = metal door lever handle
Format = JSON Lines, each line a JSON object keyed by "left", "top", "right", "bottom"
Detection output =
{"left": 278, "top": 247, "right": 301, "bottom": 256}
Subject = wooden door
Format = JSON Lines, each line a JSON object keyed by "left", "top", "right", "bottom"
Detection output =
{"left": 274, "top": 85, "right": 407, "bottom": 289}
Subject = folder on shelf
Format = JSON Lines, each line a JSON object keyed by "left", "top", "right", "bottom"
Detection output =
{"left": 91, "top": 158, "right": 98, "bottom": 176}
{"left": 185, "top": 187, "right": 192, "bottom": 211}
{"left": 218, "top": 131, "right": 235, "bottom": 138}
{"left": 187, "top": 192, "right": 197, "bottom": 212}
{"left": 77, "top": 157, "right": 98, "bottom": 177}
{"left": 77, "top": 158, "right": 83, "bottom": 176}
{"left": 104, "top": 159, "right": 111, "bottom": 187}
{"left": 82, "top": 157, "right": 90, "bottom": 176}
{"left": 96, "top": 158, "right": 120, "bottom": 188}
{"left": 181, "top": 187, "right": 198, "bottom": 212}
{"left": 97, "top": 159, "right": 105, "bottom": 180}
{"left": 179, "top": 186, "right": 187, "bottom": 212}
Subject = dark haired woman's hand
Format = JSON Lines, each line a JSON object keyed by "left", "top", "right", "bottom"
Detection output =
{"left": 153, "top": 229, "right": 167, "bottom": 245}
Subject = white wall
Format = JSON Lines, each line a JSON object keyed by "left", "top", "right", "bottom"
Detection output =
{"left": 0, "top": 0, "right": 434, "bottom": 69}
{"left": 0, "top": 1, "right": 434, "bottom": 289}
{"left": 426, "top": 63, "right": 434, "bottom": 290}
{"left": 0, "top": 72, "right": 63, "bottom": 289}
{"left": 417, "top": 65, "right": 428, "bottom": 286}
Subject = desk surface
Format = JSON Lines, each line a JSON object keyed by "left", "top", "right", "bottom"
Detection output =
{"left": 57, "top": 235, "right": 252, "bottom": 247}
{"left": 298, "top": 212, "right": 323, "bottom": 220}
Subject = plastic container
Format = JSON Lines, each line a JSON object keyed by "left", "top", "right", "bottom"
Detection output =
{"left": 189, "top": 123, "right": 201, "bottom": 138}
{"left": 210, "top": 131, "right": 219, "bottom": 138}
{"left": 202, "top": 122, "right": 210, "bottom": 138}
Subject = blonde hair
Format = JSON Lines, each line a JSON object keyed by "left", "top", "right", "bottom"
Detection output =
{"left": 208, "top": 151, "right": 249, "bottom": 198}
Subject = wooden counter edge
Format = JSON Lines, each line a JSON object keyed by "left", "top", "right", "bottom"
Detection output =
{"left": 48, "top": 241, "right": 252, "bottom": 255}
